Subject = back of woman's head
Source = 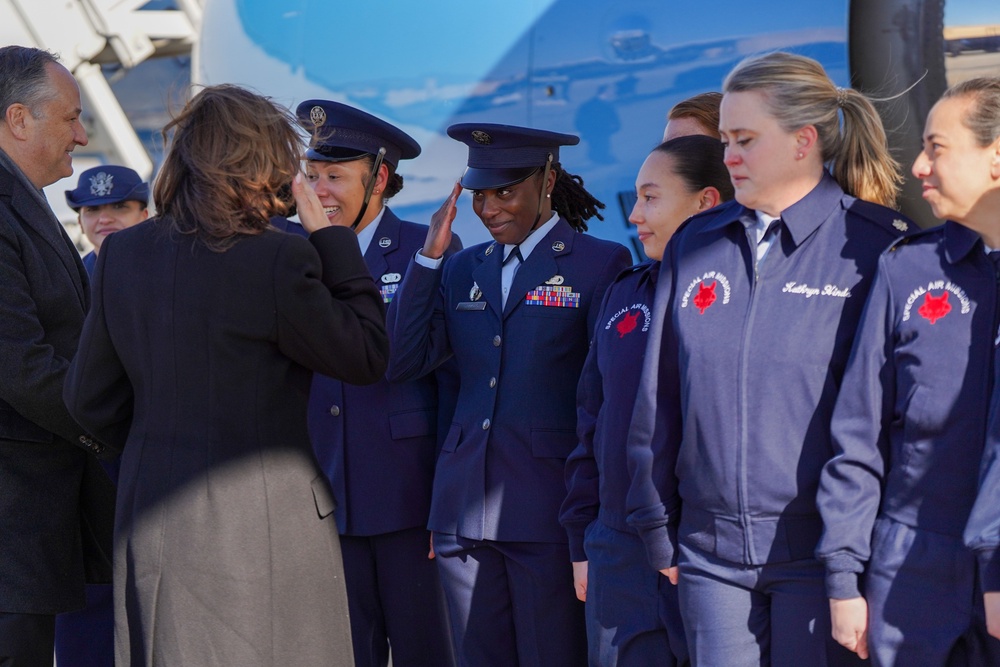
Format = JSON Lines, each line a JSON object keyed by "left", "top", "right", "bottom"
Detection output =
{"left": 723, "top": 51, "right": 902, "bottom": 208}
{"left": 154, "top": 84, "right": 302, "bottom": 249}
{"left": 940, "top": 76, "right": 1000, "bottom": 146}
{"left": 653, "top": 135, "right": 734, "bottom": 202}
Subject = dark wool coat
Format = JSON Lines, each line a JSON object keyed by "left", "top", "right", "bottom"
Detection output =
{"left": 0, "top": 155, "right": 114, "bottom": 615}
{"left": 65, "top": 219, "right": 388, "bottom": 666}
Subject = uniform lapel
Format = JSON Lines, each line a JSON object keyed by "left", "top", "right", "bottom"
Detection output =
{"left": 364, "top": 208, "right": 400, "bottom": 281}
{"left": 503, "top": 220, "right": 573, "bottom": 319}
{"left": 472, "top": 242, "right": 503, "bottom": 319}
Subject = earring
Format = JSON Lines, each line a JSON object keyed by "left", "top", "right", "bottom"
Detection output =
{"left": 546, "top": 193, "right": 551, "bottom": 198}
{"left": 374, "top": 189, "right": 381, "bottom": 195}
{"left": 796, "top": 152, "right": 804, "bottom": 159}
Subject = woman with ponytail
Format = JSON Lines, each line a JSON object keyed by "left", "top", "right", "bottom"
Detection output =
{"left": 625, "top": 51, "right": 913, "bottom": 666}
{"left": 819, "top": 76, "right": 1000, "bottom": 666}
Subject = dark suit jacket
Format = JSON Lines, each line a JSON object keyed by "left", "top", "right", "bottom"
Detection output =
{"left": 0, "top": 156, "right": 114, "bottom": 614}
{"left": 308, "top": 208, "right": 462, "bottom": 535}
{"left": 388, "top": 219, "right": 631, "bottom": 543}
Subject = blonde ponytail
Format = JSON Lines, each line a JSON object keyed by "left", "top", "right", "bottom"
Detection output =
{"left": 724, "top": 52, "right": 902, "bottom": 208}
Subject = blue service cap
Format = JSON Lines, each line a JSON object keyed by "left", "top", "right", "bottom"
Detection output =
{"left": 296, "top": 99, "right": 420, "bottom": 167}
{"left": 65, "top": 165, "right": 149, "bottom": 211}
{"left": 447, "top": 123, "right": 579, "bottom": 190}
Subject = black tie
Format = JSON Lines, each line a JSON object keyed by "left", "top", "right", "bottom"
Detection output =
{"left": 503, "top": 246, "right": 524, "bottom": 266}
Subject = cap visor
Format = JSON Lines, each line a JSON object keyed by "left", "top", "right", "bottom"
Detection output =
{"left": 459, "top": 166, "right": 537, "bottom": 190}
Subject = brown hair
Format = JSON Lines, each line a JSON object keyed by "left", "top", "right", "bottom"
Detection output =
{"left": 154, "top": 84, "right": 302, "bottom": 250}
{"left": 667, "top": 92, "right": 723, "bottom": 139}
{"left": 940, "top": 77, "right": 1000, "bottom": 147}
{"left": 654, "top": 135, "right": 734, "bottom": 203}
{"left": 724, "top": 52, "right": 902, "bottom": 208}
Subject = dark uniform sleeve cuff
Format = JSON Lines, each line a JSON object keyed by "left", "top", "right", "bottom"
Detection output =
{"left": 566, "top": 527, "right": 588, "bottom": 563}
{"left": 826, "top": 570, "right": 862, "bottom": 599}
{"left": 639, "top": 523, "right": 677, "bottom": 571}
{"left": 978, "top": 549, "right": 1000, "bottom": 592}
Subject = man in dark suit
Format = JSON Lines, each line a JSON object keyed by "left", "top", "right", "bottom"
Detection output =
{"left": 0, "top": 45, "right": 115, "bottom": 665}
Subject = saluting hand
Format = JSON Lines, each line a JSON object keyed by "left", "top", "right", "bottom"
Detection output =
{"left": 830, "top": 597, "right": 869, "bottom": 660}
{"left": 292, "top": 172, "right": 331, "bottom": 234}
{"left": 420, "top": 182, "right": 462, "bottom": 260}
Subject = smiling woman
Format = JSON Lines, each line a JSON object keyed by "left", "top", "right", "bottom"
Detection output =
{"left": 817, "top": 76, "right": 1000, "bottom": 666}
{"left": 386, "top": 122, "right": 631, "bottom": 666}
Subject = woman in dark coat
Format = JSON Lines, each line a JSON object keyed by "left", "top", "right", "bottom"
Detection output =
{"left": 63, "top": 84, "right": 389, "bottom": 666}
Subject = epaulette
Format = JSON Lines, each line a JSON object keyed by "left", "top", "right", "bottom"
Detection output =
{"left": 614, "top": 258, "right": 655, "bottom": 281}
{"left": 846, "top": 198, "right": 914, "bottom": 236}
{"left": 886, "top": 225, "right": 941, "bottom": 252}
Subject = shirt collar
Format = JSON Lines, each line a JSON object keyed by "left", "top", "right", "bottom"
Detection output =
{"left": 355, "top": 204, "right": 386, "bottom": 255}
{"left": 504, "top": 213, "right": 561, "bottom": 262}
{"left": 943, "top": 220, "right": 987, "bottom": 265}
{"left": 703, "top": 172, "right": 844, "bottom": 247}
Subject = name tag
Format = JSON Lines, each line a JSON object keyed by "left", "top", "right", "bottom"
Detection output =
{"left": 456, "top": 301, "right": 488, "bottom": 311}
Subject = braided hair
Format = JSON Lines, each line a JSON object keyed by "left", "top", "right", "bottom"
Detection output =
{"left": 550, "top": 162, "right": 604, "bottom": 232}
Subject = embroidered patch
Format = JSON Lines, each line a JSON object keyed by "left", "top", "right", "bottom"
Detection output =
{"left": 918, "top": 292, "right": 951, "bottom": 324}
{"left": 604, "top": 302, "right": 652, "bottom": 337}
{"left": 379, "top": 284, "right": 398, "bottom": 304}
{"left": 525, "top": 285, "right": 580, "bottom": 308}
{"left": 681, "top": 271, "right": 731, "bottom": 311}
{"left": 902, "top": 280, "right": 971, "bottom": 322}
{"left": 692, "top": 282, "right": 716, "bottom": 314}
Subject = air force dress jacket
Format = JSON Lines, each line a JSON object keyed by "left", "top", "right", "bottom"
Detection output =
{"left": 0, "top": 155, "right": 114, "bottom": 613}
{"left": 814, "top": 221, "right": 1000, "bottom": 598}
{"left": 308, "top": 207, "right": 462, "bottom": 536}
{"left": 388, "top": 217, "right": 631, "bottom": 543}
{"left": 561, "top": 260, "right": 660, "bottom": 561}
{"left": 627, "top": 174, "right": 909, "bottom": 570}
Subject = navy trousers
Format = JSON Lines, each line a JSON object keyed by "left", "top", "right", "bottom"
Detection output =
{"left": 866, "top": 516, "right": 1000, "bottom": 667}
{"left": 54, "top": 584, "right": 113, "bottom": 667}
{"left": 341, "top": 526, "right": 454, "bottom": 667}
{"left": 583, "top": 520, "right": 688, "bottom": 666}
{"left": 0, "top": 612, "right": 55, "bottom": 667}
{"left": 433, "top": 532, "right": 586, "bottom": 667}
{"left": 678, "top": 541, "right": 867, "bottom": 667}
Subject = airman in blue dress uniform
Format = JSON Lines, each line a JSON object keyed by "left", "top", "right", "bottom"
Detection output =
{"left": 297, "top": 99, "right": 459, "bottom": 667}
{"left": 387, "top": 123, "right": 631, "bottom": 667}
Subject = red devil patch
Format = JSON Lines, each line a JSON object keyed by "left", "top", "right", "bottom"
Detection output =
{"left": 692, "top": 281, "right": 717, "bottom": 314}
{"left": 616, "top": 310, "right": 639, "bottom": 338}
{"left": 918, "top": 291, "right": 951, "bottom": 324}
